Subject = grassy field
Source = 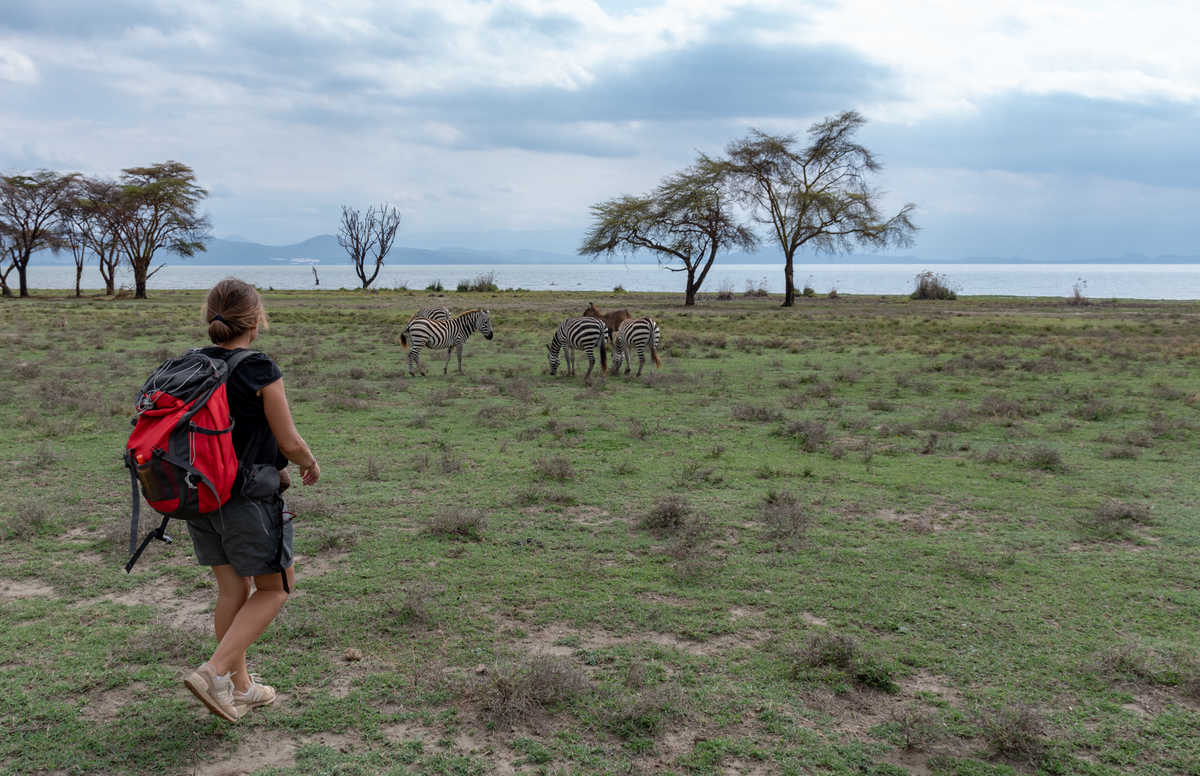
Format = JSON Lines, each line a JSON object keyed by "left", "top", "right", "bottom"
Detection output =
{"left": 1, "top": 287, "right": 1199, "bottom": 776}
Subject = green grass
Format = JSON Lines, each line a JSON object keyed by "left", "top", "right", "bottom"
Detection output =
{"left": 2, "top": 287, "right": 1199, "bottom": 775}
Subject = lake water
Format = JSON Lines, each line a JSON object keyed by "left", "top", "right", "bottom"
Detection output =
{"left": 23, "top": 262, "right": 1200, "bottom": 300}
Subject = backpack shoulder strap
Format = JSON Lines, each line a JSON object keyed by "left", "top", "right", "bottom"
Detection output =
{"left": 222, "top": 348, "right": 260, "bottom": 380}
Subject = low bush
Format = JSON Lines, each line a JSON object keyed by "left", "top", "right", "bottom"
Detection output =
{"left": 424, "top": 508, "right": 487, "bottom": 541}
{"left": 758, "top": 490, "right": 810, "bottom": 550}
{"left": 977, "top": 703, "right": 1047, "bottom": 764}
{"left": 910, "top": 271, "right": 957, "bottom": 300}
{"left": 476, "top": 654, "right": 591, "bottom": 726}
{"left": 641, "top": 495, "right": 691, "bottom": 533}
{"left": 787, "top": 631, "right": 898, "bottom": 693}
{"left": 456, "top": 271, "right": 499, "bottom": 293}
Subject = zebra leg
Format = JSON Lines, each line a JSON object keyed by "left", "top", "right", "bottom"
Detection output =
{"left": 636, "top": 346, "right": 645, "bottom": 377}
{"left": 566, "top": 347, "right": 574, "bottom": 376}
{"left": 409, "top": 346, "right": 423, "bottom": 376}
{"left": 624, "top": 343, "right": 632, "bottom": 375}
{"left": 444, "top": 346, "right": 453, "bottom": 374}
{"left": 584, "top": 347, "right": 595, "bottom": 382}
{"left": 456, "top": 342, "right": 464, "bottom": 373}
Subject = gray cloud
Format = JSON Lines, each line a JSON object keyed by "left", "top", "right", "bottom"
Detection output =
{"left": 870, "top": 92, "right": 1200, "bottom": 189}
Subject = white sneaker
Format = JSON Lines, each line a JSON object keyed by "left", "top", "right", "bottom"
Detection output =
{"left": 183, "top": 664, "right": 239, "bottom": 723}
{"left": 233, "top": 674, "right": 277, "bottom": 713}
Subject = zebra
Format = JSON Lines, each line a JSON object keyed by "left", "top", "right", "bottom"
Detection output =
{"left": 404, "top": 309, "right": 493, "bottom": 375}
{"left": 400, "top": 306, "right": 450, "bottom": 346}
{"left": 611, "top": 317, "right": 662, "bottom": 376}
{"left": 546, "top": 317, "right": 607, "bottom": 381}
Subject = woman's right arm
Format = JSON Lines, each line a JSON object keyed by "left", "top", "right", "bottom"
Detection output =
{"left": 261, "top": 378, "right": 320, "bottom": 485}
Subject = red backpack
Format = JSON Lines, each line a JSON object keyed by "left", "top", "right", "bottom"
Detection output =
{"left": 123, "top": 349, "right": 255, "bottom": 572}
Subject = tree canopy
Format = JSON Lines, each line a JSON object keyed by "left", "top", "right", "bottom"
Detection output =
{"left": 338, "top": 203, "right": 402, "bottom": 289}
{"left": 720, "top": 111, "right": 917, "bottom": 306}
{"left": 114, "top": 161, "right": 210, "bottom": 299}
{"left": 580, "top": 159, "right": 755, "bottom": 306}
{"left": 0, "top": 170, "right": 77, "bottom": 297}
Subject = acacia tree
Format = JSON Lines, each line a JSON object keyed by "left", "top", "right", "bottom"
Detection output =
{"left": 0, "top": 232, "right": 16, "bottom": 297}
{"left": 721, "top": 111, "right": 917, "bottom": 306}
{"left": 0, "top": 170, "right": 77, "bottom": 297}
{"left": 115, "top": 161, "right": 210, "bottom": 299}
{"left": 580, "top": 160, "right": 755, "bottom": 306}
{"left": 337, "top": 204, "right": 401, "bottom": 289}
{"left": 75, "top": 177, "right": 124, "bottom": 295}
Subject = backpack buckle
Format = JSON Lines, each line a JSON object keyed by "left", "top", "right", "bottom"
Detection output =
{"left": 185, "top": 472, "right": 201, "bottom": 490}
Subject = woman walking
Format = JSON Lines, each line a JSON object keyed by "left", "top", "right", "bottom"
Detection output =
{"left": 182, "top": 278, "right": 320, "bottom": 722}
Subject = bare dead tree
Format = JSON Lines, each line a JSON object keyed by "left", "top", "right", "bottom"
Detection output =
{"left": 338, "top": 203, "right": 402, "bottom": 289}
{"left": 720, "top": 111, "right": 917, "bottom": 306}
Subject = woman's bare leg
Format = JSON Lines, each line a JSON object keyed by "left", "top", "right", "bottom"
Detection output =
{"left": 205, "top": 567, "right": 295, "bottom": 688}
{"left": 211, "top": 565, "right": 252, "bottom": 691}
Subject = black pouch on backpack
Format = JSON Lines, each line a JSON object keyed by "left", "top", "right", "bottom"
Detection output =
{"left": 241, "top": 464, "right": 281, "bottom": 501}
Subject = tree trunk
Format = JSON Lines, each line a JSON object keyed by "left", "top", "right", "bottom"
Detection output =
{"left": 18, "top": 263, "right": 29, "bottom": 298}
{"left": 684, "top": 269, "right": 697, "bottom": 306}
{"left": 134, "top": 261, "right": 148, "bottom": 299}
{"left": 75, "top": 264, "right": 83, "bottom": 297}
{"left": 781, "top": 253, "right": 795, "bottom": 307}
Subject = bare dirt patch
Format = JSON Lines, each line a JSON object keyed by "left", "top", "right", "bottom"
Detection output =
{"left": 0, "top": 578, "right": 56, "bottom": 600}
{"left": 80, "top": 682, "right": 147, "bottom": 722}
{"left": 514, "top": 621, "right": 768, "bottom": 659}
{"left": 75, "top": 583, "right": 213, "bottom": 633}
{"left": 189, "top": 730, "right": 360, "bottom": 776}
{"left": 801, "top": 612, "right": 829, "bottom": 627}
{"left": 294, "top": 551, "right": 346, "bottom": 580}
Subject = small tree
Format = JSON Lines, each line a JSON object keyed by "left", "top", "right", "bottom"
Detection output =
{"left": 114, "top": 161, "right": 210, "bottom": 299}
{"left": 0, "top": 170, "right": 77, "bottom": 297}
{"left": 0, "top": 233, "right": 17, "bottom": 297}
{"left": 338, "top": 203, "right": 401, "bottom": 289}
{"left": 75, "top": 177, "right": 124, "bottom": 295}
{"left": 580, "top": 160, "right": 755, "bottom": 306}
{"left": 722, "top": 111, "right": 917, "bottom": 306}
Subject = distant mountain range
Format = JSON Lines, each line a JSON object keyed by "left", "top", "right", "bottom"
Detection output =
{"left": 199, "top": 235, "right": 590, "bottom": 265}
{"left": 30, "top": 234, "right": 1200, "bottom": 265}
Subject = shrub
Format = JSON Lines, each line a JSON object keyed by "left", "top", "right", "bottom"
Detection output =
{"left": 731, "top": 404, "right": 782, "bottom": 422}
{"left": 978, "top": 703, "right": 1047, "bottom": 764}
{"left": 1077, "top": 499, "right": 1153, "bottom": 540}
{"left": 533, "top": 455, "right": 574, "bottom": 481}
{"left": 744, "top": 278, "right": 769, "bottom": 297}
{"left": 759, "top": 490, "right": 810, "bottom": 549}
{"left": 425, "top": 279, "right": 444, "bottom": 292}
{"left": 456, "top": 271, "right": 499, "bottom": 292}
{"left": 781, "top": 419, "right": 828, "bottom": 452}
{"left": 476, "top": 654, "right": 591, "bottom": 726}
{"left": 641, "top": 495, "right": 690, "bottom": 533}
{"left": 1066, "top": 278, "right": 1089, "bottom": 306}
{"left": 802, "top": 285, "right": 816, "bottom": 297}
{"left": 424, "top": 508, "right": 487, "bottom": 541}
{"left": 716, "top": 279, "right": 735, "bottom": 301}
{"left": 788, "top": 631, "right": 898, "bottom": 693}
{"left": 910, "top": 271, "right": 957, "bottom": 300}
{"left": 612, "top": 284, "right": 627, "bottom": 293}
{"left": 1024, "top": 444, "right": 1065, "bottom": 472}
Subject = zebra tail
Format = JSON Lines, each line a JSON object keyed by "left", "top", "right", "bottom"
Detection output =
{"left": 600, "top": 337, "right": 607, "bottom": 373}
{"left": 650, "top": 333, "right": 662, "bottom": 368}
{"left": 400, "top": 329, "right": 409, "bottom": 347}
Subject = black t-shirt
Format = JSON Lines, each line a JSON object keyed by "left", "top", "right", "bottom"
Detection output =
{"left": 199, "top": 347, "right": 287, "bottom": 476}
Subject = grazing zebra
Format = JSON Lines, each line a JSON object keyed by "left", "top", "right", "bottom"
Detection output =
{"left": 405, "top": 309, "right": 493, "bottom": 376}
{"left": 400, "top": 306, "right": 450, "bottom": 346}
{"left": 611, "top": 317, "right": 662, "bottom": 376}
{"left": 546, "top": 317, "right": 607, "bottom": 381}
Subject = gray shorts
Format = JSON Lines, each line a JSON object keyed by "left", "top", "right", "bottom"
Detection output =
{"left": 187, "top": 493, "right": 294, "bottom": 578}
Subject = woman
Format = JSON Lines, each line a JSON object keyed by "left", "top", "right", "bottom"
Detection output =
{"left": 182, "top": 277, "right": 320, "bottom": 723}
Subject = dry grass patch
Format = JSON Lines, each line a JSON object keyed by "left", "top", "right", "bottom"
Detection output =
{"left": 474, "top": 653, "right": 591, "bottom": 727}
{"left": 424, "top": 508, "right": 487, "bottom": 541}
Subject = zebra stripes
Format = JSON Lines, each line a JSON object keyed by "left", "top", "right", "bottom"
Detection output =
{"left": 611, "top": 317, "right": 662, "bottom": 376}
{"left": 546, "top": 317, "right": 607, "bottom": 380}
{"left": 400, "top": 306, "right": 450, "bottom": 347}
{"left": 405, "top": 309, "right": 493, "bottom": 375}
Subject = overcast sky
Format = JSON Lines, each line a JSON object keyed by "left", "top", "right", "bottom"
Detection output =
{"left": 2, "top": 0, "right": 1198, "bottom": 259}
